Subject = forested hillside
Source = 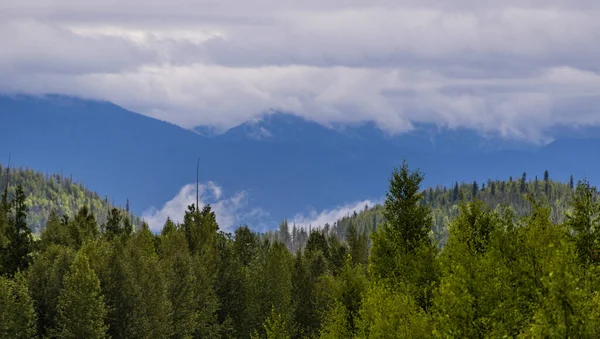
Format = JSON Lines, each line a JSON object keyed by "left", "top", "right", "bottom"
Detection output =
{"left": 0, "top": 164, "right": 140, "bottom": 232}
{"left": 3, "top": 160, "right": 576, "bottom": 249}
{"left": 2, "top": 161, "right": 600, "bottom": 338}
{"left": 268, "top": 172, "right": 576, "bottom": 249}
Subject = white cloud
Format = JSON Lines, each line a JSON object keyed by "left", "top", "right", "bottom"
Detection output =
{"left": 141, "top": 181, "right": 247, "bottom": 233}
{"left": 293, "top": 199, "right": 380, "bottom": 229}
{"left": 2, "top": 0, "right": 600, "bottom": 141}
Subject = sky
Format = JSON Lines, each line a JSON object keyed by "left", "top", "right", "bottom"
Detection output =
{"left": 2, "top": 0, "right": 600, "bottom": 142}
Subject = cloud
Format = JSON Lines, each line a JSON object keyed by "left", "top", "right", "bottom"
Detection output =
{"left": 293, "top": 199, "right": 380, "bottom": 229}
{"left": 2, "top": 1, "right": 600, "bottom": 141}
{"left": 141, "top": 181, "right": 248, "bottom": 233}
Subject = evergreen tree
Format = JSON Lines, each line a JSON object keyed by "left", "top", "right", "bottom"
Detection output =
{"left": 27, "top": 245, "right": 76, "bottom": 337}
{"left": 453, "top": 182, "right": 459, "bottom": 201}
{"left": 68, "top": 206, "right": 99, "bottom": 249}
{"left": 347, "top": 223, "right": 368, "bottom": 267}
{"left": 40, "top": 210, "right": 69, "bottom": 249}
{"left": 545, "top": 170, "right": 550, "bottom": 196}
{"left": 159, "top": 225, "right": 198, "bottom": 338}
{"left": 378, "top": 161, "right": 433, "bottom": 254}
{"left": 4, "top": 185, "right": 32, "bottom": 275}
{"left": 53, "top": 254, "right": 108, "bottom": 338}
{"left": 370, "top": 161, "right": 437, "bottom": 311}
{"left": 104, "top": 208, "right": 123, "bottom": 240}
{"left": 570, "top": 175, "right": 575, "bottom": 190}
{"left": 520, "top": 172, "right": 527, "bottom": 193}
{"left": 278, "top": 219, "right": 291, "bottom": 250}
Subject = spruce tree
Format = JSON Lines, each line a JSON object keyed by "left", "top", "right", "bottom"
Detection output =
{"left": 520, "top": 172, "right": 527, "bottom": 193}
{"left": 370, "top": 161, "right": 437, "bottom": 310}
{"left": 570, "top": 175, "right": 575, "bottom": 190}
{"left": 453, "top": 182, "right": 459, "bottom": 201}
{"left": 5, "top": 185, "right": 32, "bottom": 275}
{"left": 347, "top": 223, "right": 368, "bottom": 266}
{"left": 104, "top": 208, "right": 123, "bottom": 240}
{"left": 379, "top": 161, "right": 433, "bottom": 253}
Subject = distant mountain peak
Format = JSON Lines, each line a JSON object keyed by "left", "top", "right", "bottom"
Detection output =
{"left": 202, "top": 111, "right": 339, "bottom": 143}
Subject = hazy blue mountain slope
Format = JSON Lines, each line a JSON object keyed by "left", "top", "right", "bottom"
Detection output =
{"left": 1, "top": 94, "right": 598, "bottom": 229}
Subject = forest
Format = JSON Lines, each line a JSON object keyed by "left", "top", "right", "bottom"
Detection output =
{"left": 0, "top": 164, "right": 141, "bottom": 232}
{"left": 1, "top": 161, "right": 600, "bottom": 338}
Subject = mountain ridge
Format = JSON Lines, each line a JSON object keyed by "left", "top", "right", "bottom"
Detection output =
{"left": 2, "top": 94, "right": 599, "bottom": 231}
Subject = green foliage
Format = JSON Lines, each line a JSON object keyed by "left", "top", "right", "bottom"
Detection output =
{"left": 357, "top": 282, "right": 432, "bottom": 338}
{"left": 565, "top": 179, "right": 600, "bottom": 264}
{"left": 27, "top": 244, "right": 76, "bottom": 337}
{"left": 0, "top": 164, "right": 140, "bottom": 233}
{"left": 318, "top": 256, "right": 368, "bottom": 337}
{"left": 2, "top": 185, "right": 33, "bottom": 275}
{"left": 159, "top": 225, "right": 197, "bottom": 338}
{"left": 380, "top": 160, "right": 433, "bottom": 253}
{"left": 0, "top": 273, "right": 37, "bottom": 338}
{"left": 260, "top": 306, "right": 292, "bottom": 339}
{"left": 7, "top": 163, "right": 600, "bottom": 339}
{"left": 347, "top": 223, "right": 368, "bottom": 267}
{"left": 104, "top": 208, "right": 133, "bottom": 240}
{"left": 370, "top": 161, "right": 438, "bottom": 311}
{"left": 325, "top": 174, "right": 576, "bottom": 247}
{"left": 319, "top": 301, "right": 350, "bottom": 339}
{"left": 53, "top": 253, "right": 108, "bottom": 338}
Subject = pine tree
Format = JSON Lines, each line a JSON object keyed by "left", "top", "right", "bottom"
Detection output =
{"left": 54, "top": 254, "right": 108, "bottom": 338}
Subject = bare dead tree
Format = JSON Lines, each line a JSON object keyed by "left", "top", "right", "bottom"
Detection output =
{"left": 196, "top": 157, "right": 200, "bottom": 213}
{"left": 2, "top": 153, "right": 11, "bottom": 205}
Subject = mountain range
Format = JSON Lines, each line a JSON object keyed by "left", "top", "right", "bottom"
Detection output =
{"left": 1, "top": 94, "right": 599, "bottom": 231}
